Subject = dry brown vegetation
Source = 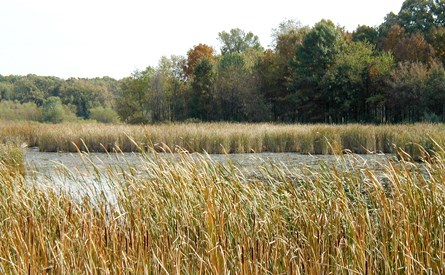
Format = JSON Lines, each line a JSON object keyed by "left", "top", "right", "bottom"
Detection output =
{"left": 0, "top": 142, "right": 445, "bottom": 273}
{"left": 1, "top": 122, "right": 445, "bottom": 160}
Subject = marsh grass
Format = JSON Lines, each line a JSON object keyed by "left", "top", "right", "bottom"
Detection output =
{"left": 0, "top": 143, "right": 24, "bottom": 176}
{"left": 2, "top": 121, "right": 445, "bottom": 160}
{"left": 1, "top": 143, "right": 445, "bottom": 273}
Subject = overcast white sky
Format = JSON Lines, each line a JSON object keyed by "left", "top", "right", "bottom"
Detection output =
{"left": 0, "top": 0, "right": 405, "bottom": 79}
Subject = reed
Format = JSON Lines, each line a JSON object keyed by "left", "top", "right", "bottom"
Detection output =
{"left": 0, "top": 143, "right": 24, "bottom": 176}
{"left": 1, "top": 145, "right": 445, "bottom": 273}
{"left": 2, "top": 121, "right": 445, "bottom": 159}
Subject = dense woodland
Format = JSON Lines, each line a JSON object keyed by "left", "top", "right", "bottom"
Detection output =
{"left": 1, "top": 0, "right": 445, "bottom": 124}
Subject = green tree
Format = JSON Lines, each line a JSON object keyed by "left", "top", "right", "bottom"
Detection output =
{"left": 42, "top": 96, "right": 76, "bottom": 123}
{"left": 397, "top": 0, "right": 436, "bottom": 34}
{"left": 379, "top": 0, "right": 445, "bottom": 46}
{"left": 217, "top": 28, "right": 263, "bottom": 55}
{"left": 25, "top": 74, "right": 62, "bottom": 100}
{"left": 151, "top": 71, "right": 168, "bottom": 122}
{"left": 152, "top": 56, "right": 189, "bottom": 122}
{"left": 429, "top": 26, "right": 445, "bottom": 64}
{"left": 214, "top": 53, "right": 270, "bottom": 121}
{"left": 387, "top": 62, "right": 430, "bottom": 122}
{"left": 352, "top": 25, "right": 379, "bottom": 45}
{"left": 116, "top": 68, "right": 154, "bottom": 124}
{"left": 189, "top": 58, "right": 215, "bottom": 120}
{"left": 425, "top": 61, "right": 445, "bottom": 120}
{"left": 256, "top": 50, "right": 283, "bottom": 119}
{"left": 322, "top": 41, "right": 375, "bottom": 122}
{"left": 259, "top": 20, "right": 309, "bottom": 121}
{"left": 12, "top": 77, "right": 44, "bottom": 105}
{"left": 0, "top": 82, "right": 13, "bottom": 101}
{"left": 164, "top": 55, "right": 188, "bottom": 121}
{"left": 59, "top": 79, "right": 108, "bottom": 118}
{"left": 434, "top": 0, "right": 445, "bottom": 25}
{"left": 366, "top": 52, "right": 395, "bottom": 123}
{"left": 270, "top": 19, "right": 306, "bottom": 47}
{"left": 290, "top": 20, "right": 343, "bottom": 122}
{"left": 378, "top": 12, "right": 400, "bottom": 43}
{"left": 84, "top": 77, "right": 120, "bottom": 108}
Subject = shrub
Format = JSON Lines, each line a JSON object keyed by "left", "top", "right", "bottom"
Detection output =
{"left": 0, "top": 101, "right": 42, "bottom": 121}
{"left": 89, "top": 106, "right": 120, "bottom": 124}
{"left": 42, "top": 97, "right": 77, "bottom": 123}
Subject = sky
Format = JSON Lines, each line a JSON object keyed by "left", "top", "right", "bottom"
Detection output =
{"left": 0, "top": 0, "right": 406, "bottom": 79}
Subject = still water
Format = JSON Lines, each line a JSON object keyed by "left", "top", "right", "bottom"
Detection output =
{"left": 25, "top": 148, "right": 393, "bottom": 177}
{"left": 23, "top": 148, "right": 395, "bottom": 205}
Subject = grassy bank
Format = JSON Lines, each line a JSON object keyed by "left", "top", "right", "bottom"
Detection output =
{"left": 1, "top": 146, "right": 445, "bottom": 273}
{"left": 2, "top": 121, "right": 445, "bottom": 158}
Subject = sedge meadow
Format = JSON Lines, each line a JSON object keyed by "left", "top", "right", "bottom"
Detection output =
{"left": 1, "top": 122, "right": 445, "bottom": 273}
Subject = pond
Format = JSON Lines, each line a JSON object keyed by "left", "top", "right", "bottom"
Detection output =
{"left": 25, "top": 147, "right": 394, "bottom": 178}
{"left": 24, "top": 148, "right": 396, "bottom": 204}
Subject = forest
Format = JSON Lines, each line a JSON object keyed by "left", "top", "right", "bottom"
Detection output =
{"left": 1, "top": 0, "right": 445, "bottom": 124}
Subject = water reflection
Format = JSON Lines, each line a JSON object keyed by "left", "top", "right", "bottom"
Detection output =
{"left": 24, "top": 148, "right": 397, "bottom": 207}
{"left": 25, "top": 148, "right": 394, "bottom": 176}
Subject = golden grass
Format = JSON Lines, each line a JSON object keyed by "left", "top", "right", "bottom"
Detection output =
{"left": 2, "top": 121, "right": 445, "bottom": 160}
{"left": 0, "top": 143, "right": 24, "bottom": 176}
{"left": 0, "top": 144, "right": 445, "bottom": 273}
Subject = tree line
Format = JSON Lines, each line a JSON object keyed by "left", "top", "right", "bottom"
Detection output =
{"left": 1, "top": 0, "right": 445, "bottom": 124}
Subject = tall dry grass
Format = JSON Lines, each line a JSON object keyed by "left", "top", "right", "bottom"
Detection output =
{"left": 0, "top": 143, "right": 24, "bottom": 176}
{"left": 2, "top": 121, "right": 445, "bottom": 159}
{"left": 1, "top": 145, "right": 445, "bottom": 273}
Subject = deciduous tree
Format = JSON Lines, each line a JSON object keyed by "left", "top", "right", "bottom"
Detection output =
{"left": 352, "top": 25, "right": 379, "bottom": 45}
{"left": 290, "top": 20, "right": 343, "bottom": 122}
{"left": 184, "top": 44, "right": 214, "bottom": 78}
{"left": 398, "top": 0, "right": 435, "bottom": 34}
{"left": 322, "top": 41, "right": 375, "bottom": 122}
{"left": 189, "top": 58, "right": 215, "bottom": 120}
{"left": 387, "top": 62, "right": 430, "bottom": 122}
{"left": 218, "top": 28, "right": 263, "bottom": 55}
{"left": 58, "top": 79, "right": 106, "bottom": 119}
{"left": 215, "top": 53, "right": 270, "bottom": 121}
{"left": 393, "top": 32, "right": 435, "bottom": 62}
{"left": 116, "top": 68, "right": 154, "bottom": 124}
{"left": 258, "top": 20, "right": 309, "bottom": 120}
{"left": 429, "top": 26, "right": 445, "bottom": 64}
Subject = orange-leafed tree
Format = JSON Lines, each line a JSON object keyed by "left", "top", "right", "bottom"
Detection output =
{"left": 382, "top": 24, "right": 405, "bottom": 52}
{"left": 393, "top": 32, "right": 435, "bottom": 63}
{"left": 383, "top": 25, "right": 435, "bottom": 63}
{"left": 184, "top": 44, "right": 214, "bottom": 78}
